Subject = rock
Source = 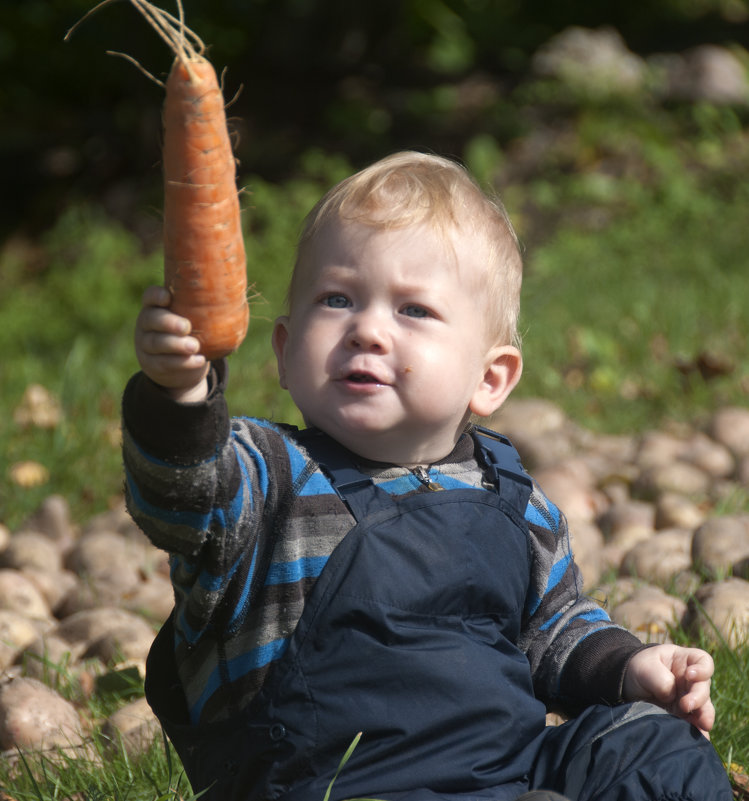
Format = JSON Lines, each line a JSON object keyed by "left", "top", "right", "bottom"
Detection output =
{"left": 620, "top": 528, "right": 693, "bottom": 587}
{"left": 651, "top": 45, "right": 749, "bottom": 105}
{"left": 18, "top": 633, "right": 84, "bottom": 681}
{"left": 691, "top": 516, "right": 749, "bottom": 579}
{"left": 102, "top": 696, "right": 160, "bottom": 757}
{"left": 532, "top": 460, "right": 606, "bottom": 524}
{"left": 62, "top": 531, "right": 145, "bottom": 607}
{"left": 738, "top": 455, "right": 749, "bottom": 486}
{"left": 0, "top": 676, "right": 86, "bottom": 751}
{"left": 0, "top": 610, "right": 46, "bottom": 671}
{"left": 0, "top": 530, "right": 64, "bottom": 573}
{"left": 610, "top": 584, "right": 687, "bottom": 644}
{"left": 711, "top": 406, "right": 749, "bottom": 458}
{"left": 489, "top": 399, "right": 575, "bottom": 469}
{"left": 20, "top": 567, "right": 79, "bottom": 614}
{"left": 598, "top": 500, "right": 655, "bottom": 547}
{"left": 82, "top": 617, "right": 156, "bottom": 667}
{"left": 532, "top": 26, "right": 647, "bottom": 97}
{"left": 654, "top": 492, "right": 706, "bottom": 531}
{"left": 568, "top": 521, "right": 605, "bottom": 589}
{"left": 681, "top": 432, "right": 735, "bottom": 479}
{"left": 0, "top": 569, "right": 51, "bottom": 620}
{"left": 121, "top": 573, "right": 174, "bottom": 625}
{"left": 18, "top": 494, "right": 76, "bottom": 549}
{"left": 490, "top": 398, "right": 568, "bottom": 439}
{"left": 688, "top": 578, "right": 749, "bottom": 648}
{"left": 591, "top": 577, "right": 638, "bottom": 610}
{"left": 54, "top": 607, "right": 155, "bottom": 651}
{"left": 0, "top": 524, "right": 10, "bottom": 553}
{"left": 635, "top": 430, "right": 688, "bottom": 470}
{"left": 634, "top": 461, "right": 712, "bottom": 500}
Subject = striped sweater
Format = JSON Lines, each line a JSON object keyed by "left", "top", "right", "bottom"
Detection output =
{"left": 123, "top": 362, "right": 642, "bottom": 725}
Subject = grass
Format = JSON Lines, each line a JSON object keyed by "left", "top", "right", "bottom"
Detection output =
{"left": 1, "top": 86, "right": 748, "bottom": 797}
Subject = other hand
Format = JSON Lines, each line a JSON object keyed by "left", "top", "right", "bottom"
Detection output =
{"left": 623, "top": 644, "right": 715, "bottom": 737}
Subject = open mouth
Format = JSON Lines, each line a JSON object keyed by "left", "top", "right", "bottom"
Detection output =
{"left": 347, "top": 372, "right": 380, "bottom": 384}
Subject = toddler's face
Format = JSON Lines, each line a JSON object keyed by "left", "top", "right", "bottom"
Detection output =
{"left": 272, "top": 220, "right": 519, "bottom": 465}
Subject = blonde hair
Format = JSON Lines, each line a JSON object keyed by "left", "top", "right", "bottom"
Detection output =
{"left": 290, "top": 151, "right": 523, "bottom": 346}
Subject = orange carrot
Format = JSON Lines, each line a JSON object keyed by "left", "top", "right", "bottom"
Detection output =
{"left": 67, "top": 0, "right": 249, "bottom": 360}
{"left": 162, "top": 55, "right": 249, "bottom": 360}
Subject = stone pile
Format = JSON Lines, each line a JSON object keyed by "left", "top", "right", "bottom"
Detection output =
{"left": 490, "top": 400, "right": 749, "bottom": 648}
{"left": 0, "top": 400, "right": 747, "bottom": 772}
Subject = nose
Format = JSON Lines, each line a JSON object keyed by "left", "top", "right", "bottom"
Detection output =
{"left": 345, "top": 308, "right": 390, "bottom": 352}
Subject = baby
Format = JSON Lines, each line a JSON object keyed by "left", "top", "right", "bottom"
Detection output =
{"left": 124, "top": 151, "right": 731, "bottom": 801}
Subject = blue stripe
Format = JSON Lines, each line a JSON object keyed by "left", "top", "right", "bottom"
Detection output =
{"left": 178, "top": 607, "right": 203, "bottom": 646}
{"left": 377, "top": 475, "right": 422, "bottom": 494}
{"left": 543, "top": 607, "right": 611, "bottom": 636}
{"left": 546, "top": 553, "right": 571, "bottom": 594}
{"left": 232, "top": 433, "right": 266, "bottom": 503}
{"left": 189, "top": 637, "right": 289, "bottom": 722}
{"left": 577, "top": 608, "right": 610, "bottom": 623}
{"left": 266, "top": 555, "right": 328, "bottom": 586}
{"left": 525, "top": 502, "right": 551, "bottom": 529}
{"left": 540, "top": 610, "right": 563, "bottom": 631}
{"left": 525, "top": 590, "right": 542, "bottom": 618}
{"left": 125, "top": 471, "right": 213, "bottom": 531}
{"left": 298, "top": 471, "right": 336, "bottom": 496}
{"left": 285, "top": 438, "right": 310, "bottom": 483}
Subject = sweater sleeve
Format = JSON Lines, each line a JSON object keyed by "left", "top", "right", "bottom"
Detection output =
{"left": 518, "top": 482, "right": 645, "bottom": 713}
{"left": 121, "top": 360, "right": 239, "bottom": 559}
{"left": 121, "top": 362, "right": 289, "bottom": 643}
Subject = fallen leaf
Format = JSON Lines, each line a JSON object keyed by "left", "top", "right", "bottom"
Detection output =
{"left": 9, "top": 460, "right": 49, "bottom": 488}
{"left": 13, "top": 384, "right": 62, "bottom": 429}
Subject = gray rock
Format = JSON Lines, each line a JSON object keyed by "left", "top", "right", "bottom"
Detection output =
{"left": 711, "top": 406, "right": 749, "bottom": 458}
{"left": 692, "top": 515, "right": 749, "bottom": 578}
{"left": 532, "top": 26, "right": 647, "bottom": 97}
{"left": 610, "top": 584, "right": 687, "bottom": 644}
{"left": 688, "top": 578, "right": 749, "bottom": 648}
{"left": 621, "top": 528, "right": 693, "bottom": 587}
{"left": 650, "top": 45, "right": 749, "bottom": 105}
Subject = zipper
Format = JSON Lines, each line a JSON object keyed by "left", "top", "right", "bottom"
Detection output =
{"left": 411, "top": 465, "right": 443, "bottom": 491}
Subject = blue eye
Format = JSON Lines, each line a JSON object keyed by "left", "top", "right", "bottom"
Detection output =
{"left": 322, "top": 294, "right": 350, "bottom": 308}
{"left": 402, "top": 304, "right": 429, "bottom": 318}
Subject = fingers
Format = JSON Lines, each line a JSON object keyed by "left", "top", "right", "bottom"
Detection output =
{"left": 679, "top": 695, "right": 715, "bottom": 738}
{"left": 142, "top": 284, "right": 172, "bottom": 308}
{"left": 135, "top": 285, "right": 208, "bottom": 390}
{"left": 685, "top": 650, "right": 714, "bottom": 681}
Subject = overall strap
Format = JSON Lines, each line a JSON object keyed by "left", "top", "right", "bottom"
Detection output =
{"left": 472, "top": 425, "right": 534, "bottom": 523}
{"left": 293, "top": 428, "right": 392, "bottom": 521}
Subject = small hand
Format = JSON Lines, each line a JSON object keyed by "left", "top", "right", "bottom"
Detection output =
{"left": 135, "top": 285, "right": 209, "bottom": 401}
{"left": 623, "top": 644, "right": 715, "bottom": 738}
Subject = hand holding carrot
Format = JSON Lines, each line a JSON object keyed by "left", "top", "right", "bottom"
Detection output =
{"left": 135, "top": 285, "right": 210, "bottom": 402}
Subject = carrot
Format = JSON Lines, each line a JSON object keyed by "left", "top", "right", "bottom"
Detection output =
{"left": 66, "top": 0, "right": 249, "bottom": 360}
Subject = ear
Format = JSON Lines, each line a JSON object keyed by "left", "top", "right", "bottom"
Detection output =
{"left": 271, "top": 316, "right": 290, "bottom": 389}
{"left": 469, "top": 345, "right": 523, "bottom": 418}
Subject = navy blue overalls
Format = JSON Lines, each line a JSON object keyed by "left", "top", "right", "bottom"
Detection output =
{"left": 145, "top": 427, "right": 732, "bottom": 801}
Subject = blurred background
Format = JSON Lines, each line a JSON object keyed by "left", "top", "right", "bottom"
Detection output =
{"left": 4, "top": 0, "right": 748, "bottom": 241}
{"left": 2, "top": 0, "right": 749, "bottom": 526}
